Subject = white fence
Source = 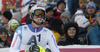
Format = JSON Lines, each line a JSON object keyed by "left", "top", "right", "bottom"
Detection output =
{"left": 1, "top": 45, "right": 100, "bottom": 52}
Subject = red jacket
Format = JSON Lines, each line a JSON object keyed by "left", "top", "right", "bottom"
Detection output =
{"left": 53, "top": 9, "right": 61, "bottom": 19}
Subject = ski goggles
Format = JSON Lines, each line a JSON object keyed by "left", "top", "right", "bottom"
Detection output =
{"left": 11, "top": 24, "right": 19, "bottom": 27}
{"left": 31, "top": 9, "right": 45, "bottom": 17}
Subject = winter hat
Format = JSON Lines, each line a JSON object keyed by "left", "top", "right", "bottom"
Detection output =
{"left": 46, "top": 7, "right": 53, "bottom": 13}
{"left": 75, "top": 10, "right": 90, "bottom": 28}
{"left": 60, "top": 11, "right": 71, "bottom": 20}
{"left": 2, "top": 11, "right": 12, "bottom": 20}
{"left": 0, "top": 27, "right": 8, "bottom": 34}
{"left": 86, "top": 2, "right": 96, "bottom": 10}
{"left": 57, "top": 0, "right": 66, "bottom": 8}
{"left": 29, "top": 1, "right": 36, "bottom": 9}
{"left": 79, "top": 0, "right": 88, "bottom": 5}
{"left": 64, "top": 22, "right": 79, "bottom": 35}
{"left": 12, "top": 12, "right": 22, "bottom": 23}
{"left": 8, "top": 19, "right": 19, "bottom": 29}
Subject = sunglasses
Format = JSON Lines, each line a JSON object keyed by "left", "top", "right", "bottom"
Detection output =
{"left": 31, "top": 9, "right": 45, "bottom": 17}
{"left": 11, "top": 24, "right": 19, "bottom": 27}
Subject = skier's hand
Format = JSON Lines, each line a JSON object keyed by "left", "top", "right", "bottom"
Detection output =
{"left": 45, "top": 48, "right": 51, "bottom": 52}
{"left": 29, "top": 45, "right": 40, "bottom": 52}
{"left": 29, "top": 45, "right": 45, "bottom": 52}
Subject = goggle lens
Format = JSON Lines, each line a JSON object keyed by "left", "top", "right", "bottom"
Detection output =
{"left": 34, "top": 10, "right": 45, "bottom": 17}
{"left": 11, "top": 24, "right": 19, "bottom": 27}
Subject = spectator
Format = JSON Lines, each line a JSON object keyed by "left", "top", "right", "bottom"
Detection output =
{"left": 46, "top": 7, "right": 54, "bottom": 27}
{"left": 21, "top": 1, "right": 36, "bottom": 24}
{"left": 0, "top": 11, "right": 12, "bottom": 28}
{"left": 88, "top": 14, "right": 100, "bottom": 45}
{"left": 53, "top": 0, "right": 66, "bottom": 19}
{"left": 60, "top": 11, "right": 71, "bottom": 25}
{"left": 86, "top": 2, "right": 96, "bottom": 25}
{"left": 58, "top": 22, "right": 83, "bottom": 45}
{"left": 70, "top": 0, "right": 88, "bottom": 23}
{"left": 0, "top": 28, "right": 10, "bottom": 48}
{"left": 87, "top": 10, "right": 100, "bottom": 32}
{"left": 79, "top": 0, "right": 88, "bottom": 14}
{"left": 86, "top": 10, "right": 100, "bottom": 44}
{"left": 74, "top": 10, "right": 90, "bottom": 44}
{"left": 49, "top": 18, "right": 64, "bottom": 44}
{"left": 7, "top": 19, "right": 20, "bottom": 41}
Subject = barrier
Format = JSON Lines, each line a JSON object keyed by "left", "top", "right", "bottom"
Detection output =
{"left": 1, "top": 45, "right": 100, "bottom": 52}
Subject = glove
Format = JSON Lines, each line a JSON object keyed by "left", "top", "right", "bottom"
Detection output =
{"left": 29, "top": 45, "right": 45, "bottom": 52}
{"left": 45, "top": 48, "right": 51, "bottom": 52}
{"left": 29, "top": 45, "right": 40, "bottom": 52}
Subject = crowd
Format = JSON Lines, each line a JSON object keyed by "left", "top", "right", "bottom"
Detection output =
{"left": 0, "top": 0, "right": 100, "bottom": 52}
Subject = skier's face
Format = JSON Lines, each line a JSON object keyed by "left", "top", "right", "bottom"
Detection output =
{"left": 33, "top": 15, "right": 44, "bottom": 24}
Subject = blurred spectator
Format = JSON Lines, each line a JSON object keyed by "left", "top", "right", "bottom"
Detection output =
{"left": 85, "top": 2, "right": 96, "bottom": 25}
{"left": 87, "top": 10, "right": 100, "bottom": 32}
{"left": 60, "top": 11, "right": 71, "bottom": 25}
{"left": 53, "top": 0, "right": 66, "bottom": 19}
{"left": 68, "top": 0, "right": 79, "bottom": 17}
{"left": 12, "top": 12, "right": 22, "bottom": 24}
{"left": 79, "top": 0, "right": 88, "bottom": 14}
{"left": 49, "top": 18, "right": 64, "bottom": 44}
{"left": 7, "top": 19, "right": 20, "bottom": 41}
{"left": 0, "top": 11, "right": 12, "bottom": 28}
{"left": 74, "top": 10, "right": 89, "bottom": 44}
{"left": 46, "top": 7, "right": 54, "bottom": 26}
{"left": 21, "top": 1, "right": 36, "bottom": 25}
{"left": 86, "top": 10, "right": 100, "bottom": 45}
{"left": 0, "top": 28, "right": 10, "bottom": 48}
{"left": 88, "top": 14, "right": 100, "bottom": 45}
{"left": 58, "top": 22, "right": 83, "bottom": 45}
{"left": 70, "top": 0, "right": 87, "bottom": 23}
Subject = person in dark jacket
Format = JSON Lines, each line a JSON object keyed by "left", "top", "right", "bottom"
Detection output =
{"left": 58, "top": 22, "right": 83, "bottom": 45}
{"left": 23, "top": 1, "right": 36, "bottom": 24}
{"left": 88, "top": 10, "right": 100, "bottom": 45}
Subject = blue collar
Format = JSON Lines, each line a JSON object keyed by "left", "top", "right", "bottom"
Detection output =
{"left": 28, "top": 24, "right": 43, "bottom": 32}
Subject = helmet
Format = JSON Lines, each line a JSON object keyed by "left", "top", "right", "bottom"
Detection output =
{"left": 30, "top": 4, "right": 46, "bottom": 25}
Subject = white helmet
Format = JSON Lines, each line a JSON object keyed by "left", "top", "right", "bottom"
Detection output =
{"left": 30, "top": 4, "right": 46, "bottom": 25}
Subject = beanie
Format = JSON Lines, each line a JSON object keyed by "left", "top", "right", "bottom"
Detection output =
{"left": 29, "top": 1, "right": 36, "bottom": 9}
{"left": 0, "top": 27, "right": 8, "bottom": 34}
{"left": 79, "top": 0, "right": 88, "bottom": 5}
{"left": 86, "top": 2, "right": 96, "bottom": 10}
{"left": 57, "top": 0, "right": 66, "bottom": 8}
{"left": 46, "top": 7, "right": 53, "bottom": 13}
{"left": 8, "top": 19, "right": 19, "bottom": 29}
{"left": 2, "top": 11, "right": 12, "bottom": 20}
{"left": 60, "top": 11, "right": 71, "bottom": 20}
{"left": 64, "top": 22, "right": 79, "bottom": 35}
{"left": 12, "top": 12, "right": 22, "bottom": 23}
